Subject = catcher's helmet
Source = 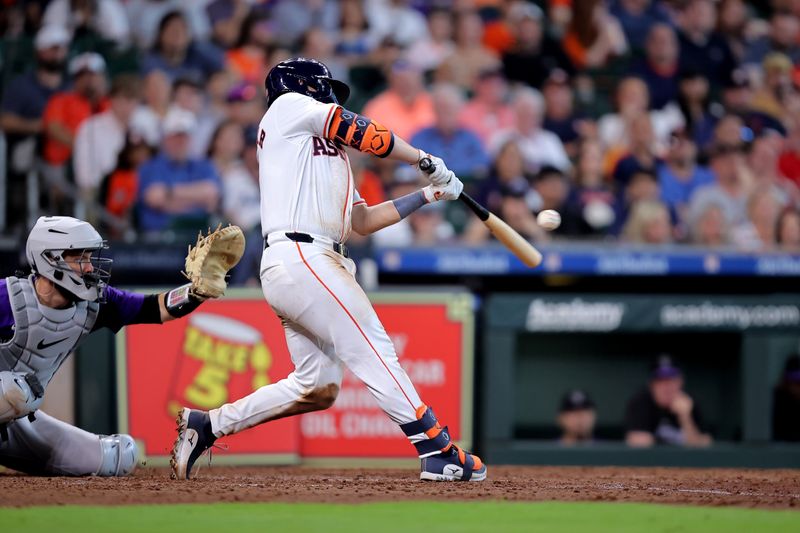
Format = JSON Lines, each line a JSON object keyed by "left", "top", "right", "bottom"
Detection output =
{"left": 26, "top": 216, "right": 112, "bottom": 302}
{"left": 264, "top": 57, "right": 350, "bottom": 108}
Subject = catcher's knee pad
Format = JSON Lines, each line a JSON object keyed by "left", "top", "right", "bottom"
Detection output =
{"left": 0, "top": 371, "right": 41, "bottom": 424}
{"left": 97, "top": 434, "right": 138, "bottom": 477}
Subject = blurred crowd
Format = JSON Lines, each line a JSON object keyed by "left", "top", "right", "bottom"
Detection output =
{"left": 2, "top": 0, "right": 800, "bottom": 255}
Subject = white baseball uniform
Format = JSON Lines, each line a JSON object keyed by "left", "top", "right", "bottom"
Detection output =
{"left": 209, "top": 93, "right": 426, "bottom": 440}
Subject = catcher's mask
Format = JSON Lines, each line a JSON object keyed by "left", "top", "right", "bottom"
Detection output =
{"left": 264, "top": 57, "right": 350, "bottom": 108}
{"left": 26, "top": 216, "right": 112, "bottom": 303}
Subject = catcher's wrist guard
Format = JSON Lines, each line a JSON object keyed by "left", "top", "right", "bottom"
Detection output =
{"left": 165, "top": 283, "right": 204, "bottom": 318}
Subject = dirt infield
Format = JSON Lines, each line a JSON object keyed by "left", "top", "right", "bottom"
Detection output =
{"left": 1, "top": 466, "right": 798, "bottom": 509}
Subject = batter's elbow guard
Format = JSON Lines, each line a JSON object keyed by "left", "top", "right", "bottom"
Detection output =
{"left": 97, "top": 434, "right": 138, "bottom": 477}
{"left": 327, "top": 107, "right": 394, "bottom": 158}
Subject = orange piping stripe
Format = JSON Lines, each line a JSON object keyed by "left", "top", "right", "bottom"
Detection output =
{"left": 295, "top": 242, "right": 416, "bottom": 408}
{"left": 339, "top": 152, "right": 352, "bottom": 242}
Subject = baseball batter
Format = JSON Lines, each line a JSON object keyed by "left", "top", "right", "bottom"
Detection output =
{"left": 171, "top": 58, "right": 486, "bottom": 482}
{"left": 0, "top": 216, "right": 233, "bottom": 476}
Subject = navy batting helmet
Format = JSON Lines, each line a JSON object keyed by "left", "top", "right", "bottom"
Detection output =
{"left": 264, "top": 57, "right": 350, "bottom": 108}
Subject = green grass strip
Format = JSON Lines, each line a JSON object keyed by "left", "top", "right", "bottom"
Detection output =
{"left": 0, "top": 501, "right": 797, "bottom": 532}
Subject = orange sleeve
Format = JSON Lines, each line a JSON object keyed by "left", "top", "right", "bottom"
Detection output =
{"left": 326, "top": 107, "right": 395, "bottom": 158}
{"left": 562, "top": 32, "right": 587, "bottom": 70}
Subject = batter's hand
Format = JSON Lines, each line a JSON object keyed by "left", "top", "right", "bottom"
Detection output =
{"left": 423, "top": 175, "right": 464, "bottom": 202}
{"left": 417, "top": 154, "right": 453, "bottom": 186}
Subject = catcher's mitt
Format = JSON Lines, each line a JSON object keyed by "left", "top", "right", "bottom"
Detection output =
{"left": 184, "top": 224, "right": 246, "bottom": 298}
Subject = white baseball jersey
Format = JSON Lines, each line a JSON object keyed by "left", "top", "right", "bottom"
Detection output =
{"left": 256, "top": 92, "right": 365, "bottom": 243}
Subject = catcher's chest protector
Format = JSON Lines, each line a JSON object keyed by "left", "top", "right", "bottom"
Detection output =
{"left": 0, "top": 276, "right": 98, "bottom": 389}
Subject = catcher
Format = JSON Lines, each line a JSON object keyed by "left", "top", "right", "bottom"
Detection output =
{"left": 0, "top": 216, "right": 243, "bottom": 476}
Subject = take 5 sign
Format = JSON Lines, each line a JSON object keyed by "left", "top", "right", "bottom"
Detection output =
{"left": 117, "top": 289, "right": 474, "bottom": 464}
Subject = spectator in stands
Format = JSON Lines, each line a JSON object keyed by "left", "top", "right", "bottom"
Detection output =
{"left": 731, "top": 189, "right": 780, "bottom": 252}
{"left": 0, "top": 25, "right": 69, "bottom": 230}
{"left": 658, "top": 128, "right": 715, "bottom": 233}
{"left": 334, "top": 0, "right": 379, "bottom": 65}
{"left": 140, "top": 70, "right": 172, "bottom": 127}
{"left": 206, "top": 0, "right": 253, "bottom": 49}
{"left": 73, "top": 75, "right": 151, "bottom": 215}
{"left": 746, "top": 133, "right": 796, "bottom": 207}
{"left": 630, "top": 23, "right": 681, "bottom": 111}
{"left": 610, "top": 0, "right": 671, "bottom": 53}
{"left": 140, "top": 10, "right": 224, "bottom": 82}
{"left": 776, "top": 206, "right": 800, "bottom": 252}
{"left": 542, "top": 69, "right": 587, "bottom": 159}
{"left": 612, "top": 168, "right": 661, "bottom": 235}
{"left": 689, "top": 203, "right": 730, "bottom": 247}
{"left": 269, "top": 0, "right": 339, "bottom": 48}
{"left": 403, "top": 8, "right": 454, "bottom": 73}
{"left": 751, "top": 53, "right": 795, "bottom": 123}
{"left": 136, "top": 108, "right": 222, "bottom": 233}
{"left": 778, "top": 110, "right": 800, "bottom": 188}
{"left": 502, "top": 3, "right": 575, "bottom": 89}
{"left": 676, "top": 0, "right": 737, "bottom": 89}
{"left": 170, "top": 76, "right": 220, "bottom": 159}
{"left": 622, "top": 199, "right": 673, "bottom": 244}
{"left": 362, "top": 60, "right": 434, "bottom": 142}
{"left": 677, "top": 68, "right": 717, "bottom": 150}
{"left": 475, "top": 139, "right": 531, "bottom": 216}
{"left": 0, "top": 25, "right": 69, "bottom": 149}
{"left": 459, "top": 67, "right": 514, "bottom": 147}
{"left": 224, "top": 12, "right": 271, "bottom": 85}
{"left": 367, "top": 0, "right": 429, "bottom": 49}
{"left": 716, "top": 0, "right": 752, "bottom": 63}
{"left": 562, "top": 0, "right": 628, "bottom": 70}
{"left": 625, "top": 355, "right": 712, "bottom": 447}
{"left": 772, "top": 354, "right": 800, "bottom": 442}
{"left": 612, "top": 114, "right": 663, "bottom": 188}
{"left": 721, "top": 69, "right": 786, "bottom": 138}
{"left": 127, "top": 0, "right": 212, "bottom": 49}
{"left": 491, "top": 88, "right": 571, "bottom": 175}
{"left": 743, "top": 10, "right": 800, "bottom": 67}
{"left": 530, "top": 165, "right": 570, "bottom": 216}
{"left": 562, "top": 139, "right": 617, "bottom": 237}
{"left": 299, "top": 28, "right": 349, "bottom": 86}
{"left": 43, "top": 0, "right": 130, "bottom": 48}
{"left": 226, "top": 81, "right": 264, "bottom": 131}
{"left": 98, "top": 131, "right": 156, "bottom": 237}
{"left": 557, "top": 389, "right": 596, "bottom": 446}
{"left": 438, "top": 11, "right": 500, "bottom": 93}
{"left": 40, "top": 52, "right": 109, "bottom": 198}
{"left": 598, "top": 77, "right": 684, "bottom": 163}
{"left": 410, "top": 84, "right": 489, "bottom": 184}
{"left": 688, "top": 142, "right": 750, "bottom": 227}
{"left": 211, "top": 122, "right": 261, "bottom": 286}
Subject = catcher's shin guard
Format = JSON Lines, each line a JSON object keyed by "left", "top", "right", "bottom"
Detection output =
{"left": 400, "top": 405, "right": 487, "bottom": 482}
{"left": 97, "top": 434, "right": 138, "bottom": 476}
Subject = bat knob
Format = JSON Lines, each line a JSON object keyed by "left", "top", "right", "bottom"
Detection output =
{"left": 418, "top": 157, "right": 435, "bottom": 174}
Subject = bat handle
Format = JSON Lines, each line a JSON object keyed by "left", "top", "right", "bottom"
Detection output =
{"left": 419, "top": 157, "right": 489, "bottom": 221}
{"left": 458, "top": 192, "right": 490, "bottom": 222}
{"left": 418, "top": 157, "right": 434, "bottom": 174}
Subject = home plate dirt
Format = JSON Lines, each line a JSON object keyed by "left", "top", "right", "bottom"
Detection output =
{"left": 1, "top": 466, "right": 798, "bottom": 509}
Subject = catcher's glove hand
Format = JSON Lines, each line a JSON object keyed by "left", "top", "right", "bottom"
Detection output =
{"left": 184, "top": 224, "right": 246, "bottom": 299}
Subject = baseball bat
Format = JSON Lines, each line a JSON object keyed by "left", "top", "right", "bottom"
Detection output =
{"left": 418, "top": 158, "right": 543, "bottom": 268}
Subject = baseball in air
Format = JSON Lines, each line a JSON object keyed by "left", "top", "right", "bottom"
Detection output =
{"left": 536, "top": 209, "right": 561, "bottom": 231}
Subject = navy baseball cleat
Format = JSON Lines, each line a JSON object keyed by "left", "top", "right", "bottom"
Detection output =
{"left": 420, "top": 444, "right": 487, "bottom": 482}
{"left": 170, "top": 408, "right": 216, "bottom": 480}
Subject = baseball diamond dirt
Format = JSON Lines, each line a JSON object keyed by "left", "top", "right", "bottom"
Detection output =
{"left": 0, "top": 466, "right": 798, "bottom": 509}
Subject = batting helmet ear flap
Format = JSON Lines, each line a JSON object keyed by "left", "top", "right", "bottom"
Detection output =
{"left": 329, "top": 78, "right": 350, "bottom": 106}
